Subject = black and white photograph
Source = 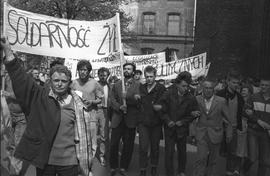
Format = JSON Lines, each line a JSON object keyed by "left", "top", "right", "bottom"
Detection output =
{"left": 0, "top": 0, "right": 269, "bottom": 176}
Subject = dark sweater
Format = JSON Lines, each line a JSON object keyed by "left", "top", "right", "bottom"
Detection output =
{"left": 6, "top": 58, "right": 61, "bottom": 169}
{"left": 159, "top": 84, "right": 199, "bottom": 137}
{"left": 216, "top": 88, "right": 244, "bottom": 131}
{"left": 138, "top": 82, "right": 166, "bottom": 126}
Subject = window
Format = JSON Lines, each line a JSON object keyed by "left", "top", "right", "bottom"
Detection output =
{"left": 141, "top": 48, "right": 154, "bottom": 54}
{"left": 184, "top": 8, "right": 194, "bottom": 36}
{"left": 142, "top": 12, "right": 156, "bottom": 35}
{"left": 169, "top": 48, "right": 179, "bottom": 61}
{"left": 186, "top": 20, "right": 194, "bottom": 36}
{"left": 168, "top": 13, "right": 181, "bottom": 35}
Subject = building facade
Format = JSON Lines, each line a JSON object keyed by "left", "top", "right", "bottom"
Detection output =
{"left": 194, "top": 0, "right": 270, "bottom": 78}
{"left": 121, "top": 0, "right": 195, "bottom": 61}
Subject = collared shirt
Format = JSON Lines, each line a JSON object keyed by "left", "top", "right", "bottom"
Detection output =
{"left": 48, "top": 89, "right": 93, "bottom": 176}
{"left": 204, "top": 95, "right": 214, "bottom": 114}
{"left": 147, "top": 82, "right": 156, "bottom": 93}
{"left": 125, "top": 78, "right": 133, "bottom": 90}
{"left": 103, "top": 84, "right": 108, "bottom": 108}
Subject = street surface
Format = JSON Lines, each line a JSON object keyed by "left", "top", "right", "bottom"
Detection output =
{"left": 1, "top": 137, "right": 261, "bottom": 176}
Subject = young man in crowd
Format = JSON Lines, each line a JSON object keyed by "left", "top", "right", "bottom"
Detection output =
{"left": 97, "top": 67, "right": 111, "bottom": 166}
{"left": 192, "top": 78, "right": 232, "bottom": 176}
{"left": 216, "top": 71, "right": 244, "bottom": 176}
{"left": 1, "top": 37, "right": 93, "bottom": 176}
{"left": 157, "top": 71, "right": 199, "bottom": 176}
{"left": 109, "top": 63, "right": 140, "bottom": 176}
{"left": 70, "top": 60, "right": 104, "bottom": 165}
{"left": 244, "top": 77, "right": 270, "bottom": 176}
{"left": 134, "top": 69, "right": 143, "bottom": 83}
{"left": 31, "top": 67, "right": 44, "bottom": 86}
{"left": 135, "top": 66, "right": 166, "bottom": 176}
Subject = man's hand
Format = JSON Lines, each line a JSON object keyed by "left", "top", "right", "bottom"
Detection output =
{"left": 134, "top": 94, "right": 141, "bottom": 101}
{"left": 257, "top": 119, "right": 270, "bottom": 130}
{"left": 120, "top": 104, "right": 127, "bottom": 113}
{"left": 175, "top": 121, "right": 183, "bottom": 127}
{"left": 83, "top": 100, "right": 92, "bottom": 108}
{"left": 167, "top": 121, "right": 175, "bottom": 128}
{"left": 245, "top": 109, "right": 253, "bottom": 116}
{"left": 153, "top": 104, "right": 162, "bottom": 111}
{"left": 191, "top": 110, "right": 201, "bottom": 118}
{"left": 1, "top": 90, "right": 12, "bottom": 98}
{"left": 0, "top": 37, "right": 15, "bottom": 62}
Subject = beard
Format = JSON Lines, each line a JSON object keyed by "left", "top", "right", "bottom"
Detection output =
{"left": 124, "top": 71, "right": 132, "bottom": 78}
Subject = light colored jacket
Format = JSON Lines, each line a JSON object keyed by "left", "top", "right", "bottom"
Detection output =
{"left": 195, "top": 95, "right": 232, "bottom": 144}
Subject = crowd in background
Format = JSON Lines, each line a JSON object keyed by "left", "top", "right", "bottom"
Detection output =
{"left": 1, "top": 37, "right": 270, "bottom": 176}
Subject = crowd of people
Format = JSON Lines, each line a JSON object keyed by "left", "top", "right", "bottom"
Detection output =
{"left": 1, "top": 36, "right": 270, "bottom": 176}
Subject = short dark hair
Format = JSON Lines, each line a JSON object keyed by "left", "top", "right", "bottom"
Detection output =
{"left": 50, "top": 59, "right": 64, "bottom": 68}
{"left": 144, "top": 66, "right": 156, "bottom": 76}
{"left": 77, "top": 60, "right": 92, "bottom": 72}
{"left": 175, "top": 71, "right": 192, "bottom": 84}
{"left": 108, "top": 75, "right": 119, "bottom": 83}
{"left": 123, "top": 62, "right": 136, "bottom": 72}
{"left": 203, "top": 77, "right": 217, "bottom": 86}
{"left": 50, "top": 65, "right": 72, "bottom": 81}
{"left": 241, "top": 83, "right": 253, "bottom": 94}
{"left": 98, "top": 67, "right": 110, "bottom": 76}
{"left": 134, "top": 69, "right": 142, "bottom": 75}
{"left": 227, "top": 70, "right": 241, "bottom": 81}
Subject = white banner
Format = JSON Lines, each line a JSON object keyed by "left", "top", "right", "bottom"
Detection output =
{"left": 65, "top": 52, "right": 166, "bottom": 79}
{"left": 155, "top": 53, "right": 207, "bottom": 80}
{"left": 4, "top": 3, "right": 119, "bottom": 59}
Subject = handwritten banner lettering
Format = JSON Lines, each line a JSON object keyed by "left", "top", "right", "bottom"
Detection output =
{"left": 155, "top": 53, "right": 207, "bottom": 80}
{"left": 65, "top": 52, "right": 166, "bottom": 79}
{"left": 65, "top": 52, "right": 208, "bottom": 80}
{"left": 4, "top": 3, "right": 119, "bottom": 59}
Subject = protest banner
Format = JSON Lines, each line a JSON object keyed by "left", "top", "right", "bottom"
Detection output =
{"left": 3, "top": 3, "right": 120, "bottom": 59}
{"left": 155, "top": 53, "right": 207, "bottom": 80}
{"left": 65, "top": 52, "right": 166, "bottom": 79}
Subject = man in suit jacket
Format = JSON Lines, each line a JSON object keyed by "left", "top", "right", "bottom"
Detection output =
{"left": 158, "top": 71, "right": 198, "bottom": 176}
{"left": 216, "top": 71, "right": 244, "bottom": 176}
{"left": 192, "top": 79, "right": 232, "bottom": 176}
{"left": 109, "top": 62, "right": 140, "bottom": 176}
{"left": 97, "top": 67, "right": 111, "bottom": 166}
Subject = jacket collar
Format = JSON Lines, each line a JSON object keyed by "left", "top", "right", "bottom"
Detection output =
{"left": 48, "top": 88, "right": 86, "bottom": 109}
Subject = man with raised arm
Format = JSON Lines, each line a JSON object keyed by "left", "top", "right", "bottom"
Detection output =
{"left": 1, "top": 37, "right": 93, "bottom": 176}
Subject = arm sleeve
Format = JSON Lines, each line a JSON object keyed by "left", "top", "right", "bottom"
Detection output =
{"left": 92, "top": 81, "right": 103, "bottom": 105}
{"left": 158, "top": 89, "right": 171, "bottom": 124}
{"left": 181, "top": 96, "right": 200, "bottom": 125}
{"left": 221, "top": 99, "right": 233, "bottom": 138}
{"left": 244, "top": 97, "right": 259, "bottom": 123}
{"left": 5, "top": 58, "right": 43, "bottom": 117}
{"left": 110, "top": 83, "right": 121, "bottom": 112}
{"left": 126, "top": 82, "right": 140, "bottom": 106}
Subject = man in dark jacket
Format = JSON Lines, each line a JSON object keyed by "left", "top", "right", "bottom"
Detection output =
{"left": 135, "top": 66, "right": 166, "bottom": 176}
{"left": 1, "top": 37, "right": 93, "bottom": 176}
{"left": 244, "top": 77, "right": 270, "bottom": 176}
{"left": 158, "top": 71, "right": 199, "bottom": 176}
{"left": 216, "top": 71, "right": 244, "bottom": 176}
{"left": 109, "top": 62, "right": 140, "bottom": 176}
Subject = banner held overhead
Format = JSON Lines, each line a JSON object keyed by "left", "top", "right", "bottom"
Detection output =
{"left": 4, "top": 3, "right": 120, "bottom": 59}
